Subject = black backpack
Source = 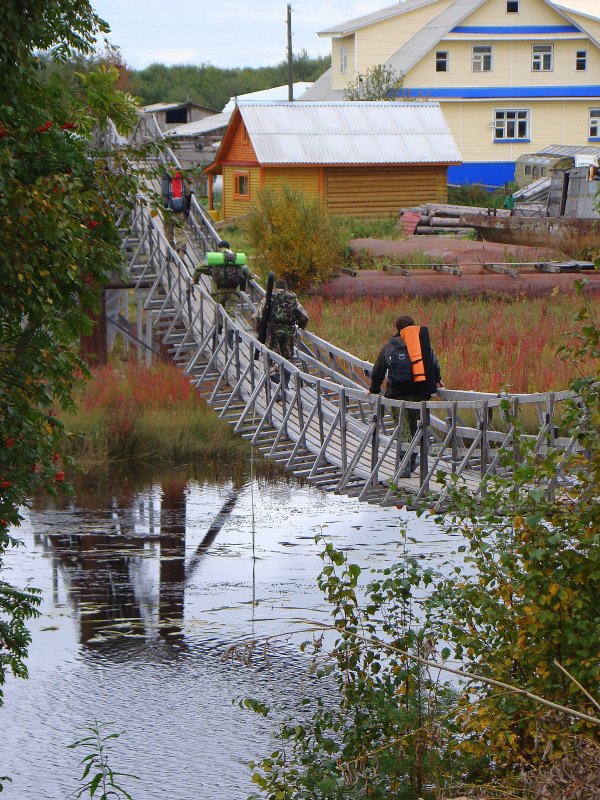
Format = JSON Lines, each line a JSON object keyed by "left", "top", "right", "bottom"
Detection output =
{"left": 386, "top": 340, "right": 414, "bottom": 388}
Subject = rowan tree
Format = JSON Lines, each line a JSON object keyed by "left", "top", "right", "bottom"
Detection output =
{"left": 0, "top": 0, "right": 139, "bottom": 719}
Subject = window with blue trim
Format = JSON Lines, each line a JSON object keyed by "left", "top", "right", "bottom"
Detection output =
{"left": 494, "top": 109, "right": 529, "bottom": 140}
{"left": 589, "top": 109, "right": 600, "bottom": 138}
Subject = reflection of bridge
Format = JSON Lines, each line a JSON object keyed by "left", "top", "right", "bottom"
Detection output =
{"left": 37, "top": 476, "right": 245, "bottom": 649}
{"left": 105, "top": 115, "right": 577, "bottom": 510}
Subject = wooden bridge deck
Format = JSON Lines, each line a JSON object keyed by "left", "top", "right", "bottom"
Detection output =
{"left": 106, "top": 116, "right": 577, "bottom": 510}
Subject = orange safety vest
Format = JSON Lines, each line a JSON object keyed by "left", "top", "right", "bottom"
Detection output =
{"left": 399, "top": 325, "right": 427, "bottom": 383}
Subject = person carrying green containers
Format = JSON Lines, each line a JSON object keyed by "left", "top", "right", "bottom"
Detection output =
{"left": 193, "top": 240, "right": 253, "bottom": 314}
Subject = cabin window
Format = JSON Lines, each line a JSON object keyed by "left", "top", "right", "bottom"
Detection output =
{"left": 340, "top": 46, "right": 347, "bottom": 73}
{"left": 233, "top": 171, "right": 250, "bottom": 200}
{"left": 472, "top": 45, "right": 493, "bottom": 72}
{"left": 532, "top": 166, "right": 540, "bottom": 178}
{"left": 494, "top": 109, "right": 529, "bottom": 141}
{"left": 532, "top": 44, "right": 553, "bottom": 71}
{"left": 436, "top": 51, "right": 448, "bottom": 72}
{"left": 507, "top": 0, "right": 519, "bottom": 11}
{"left": 589, "top": 109, "right": 600, "bottom": 138}
{"left": 540, "top": 167, "right": 547, "bottom": 176}
{"left": 525, "top": 164, "right": 532, "bottom": 174}
{"left": 576, "top": 50, "right": 587, "bottom": 71}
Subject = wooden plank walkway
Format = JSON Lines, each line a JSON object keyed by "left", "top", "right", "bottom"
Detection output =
{"left": 106, "top": 117, "right": 579, "bottom": 510}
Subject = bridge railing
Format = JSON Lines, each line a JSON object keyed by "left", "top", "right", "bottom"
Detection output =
{"left": 108, "top": 118, "right": 580, "bottom": 507}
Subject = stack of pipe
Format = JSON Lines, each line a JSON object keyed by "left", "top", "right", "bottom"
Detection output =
{"left": 398, "top": 203, "right": 510, "bottom": 237}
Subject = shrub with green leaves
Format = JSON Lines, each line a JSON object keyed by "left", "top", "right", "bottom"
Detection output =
{"left": 247, "top": 540, "right": 476, "bottom": 800}
{"left": 244, "top": 185, "right": 343, "bottom": 292}
{"left": 245, "top": 285, "right": 600, "bottom": 798}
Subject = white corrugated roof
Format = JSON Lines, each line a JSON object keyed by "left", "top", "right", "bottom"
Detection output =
{"left": 222, "top": 83, "right": 313, "bottom": 112}
{"left": 317, "top": 0, "right": 440, "bottom": 36}
{"left": 237, "top": 101, "right": 461, "bottom": 165}
{"left": 299, "top": 69, "right": 345, "bottom": 102}
{"left": 165, "top": 111, "right": 232, "bottom": 137}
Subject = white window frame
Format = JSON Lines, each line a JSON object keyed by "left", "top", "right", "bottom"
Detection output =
{"left": 506, "top": 0, "right": 519, "bottom": 11}
{"left": 494, "top": 108, "right": 530, "bottom": 141}
{"left": 435, "top": 50, "right": 449, "bottom": 72}
{"left": 532, "top": 44, "right": 553, "bottom": 72}
{"left": 340, "top": 45, "right": 347, "bottom": 74}
{"left": 472, "top": 45, "right": 493, "bottom": 72}
{"left": 589, "top": 109, "right": 600, "bottom": 138}
{"left": 576, "top": 50, "right": 587, "bottom": 71}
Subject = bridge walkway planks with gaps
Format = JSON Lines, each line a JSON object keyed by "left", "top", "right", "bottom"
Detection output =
{"left": 107, "top": 115, "right": 579, "bottom": 511}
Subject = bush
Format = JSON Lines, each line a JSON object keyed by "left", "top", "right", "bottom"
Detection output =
{"left": 448, "top": 182, "right": 514, "bottom": 208}
{"left": 243, "top": 185, "right": 343, "bottom": 292}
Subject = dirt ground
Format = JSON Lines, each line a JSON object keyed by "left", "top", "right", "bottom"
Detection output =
{"left": 318, "top": 236, "right": 600, "bottom": 298}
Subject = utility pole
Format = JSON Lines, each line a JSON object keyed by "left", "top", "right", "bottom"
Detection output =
{"left": 287, "top": 4, "right": 293, "bottom": 101}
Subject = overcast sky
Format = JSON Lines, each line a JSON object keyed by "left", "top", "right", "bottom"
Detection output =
{"left": 91, "top": 1, "right": 377, "bottom": 70}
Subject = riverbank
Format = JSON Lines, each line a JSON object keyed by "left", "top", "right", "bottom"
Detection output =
{"left": 62, "top": 363, "right": 252, "bottom": 472}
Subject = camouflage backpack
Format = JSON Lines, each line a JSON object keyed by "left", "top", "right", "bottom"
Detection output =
{"left": 212, "top": 250, "right": 241, "bottom": 290}
{"left": 270, "top": 291, "right": 297, "bottom": 328}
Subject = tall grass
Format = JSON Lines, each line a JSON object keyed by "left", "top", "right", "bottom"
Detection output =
{"left": 332, "top": 215, "right": 405, "bottom": 242}
{"left": 304, "top": 293, "right": 593, "bottom": 393}
{"left": 62, "top": 363, "right": 250, "bottom": 468}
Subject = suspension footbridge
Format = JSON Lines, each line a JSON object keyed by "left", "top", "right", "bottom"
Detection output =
{"left": 103, "top": 115, "right": 577, "bottom": 511}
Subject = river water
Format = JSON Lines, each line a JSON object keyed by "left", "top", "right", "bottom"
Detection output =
{"left": 2, "top": 465, "right": 464, "bottom": 800}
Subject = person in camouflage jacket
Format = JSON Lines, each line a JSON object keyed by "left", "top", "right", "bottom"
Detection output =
{"left": 254, "top": 278, "right": 309, "bottom": 361}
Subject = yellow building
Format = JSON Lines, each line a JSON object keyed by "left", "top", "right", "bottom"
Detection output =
{"left": 307, "top": 0, "right": 600, "bottom": 185}
{"left": 205, "top": 100, "right": 461, "bottom": 219}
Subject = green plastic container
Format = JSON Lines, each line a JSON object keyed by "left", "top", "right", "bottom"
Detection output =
{"left": 205, "top": 252, "right": 247, "bottom": 266}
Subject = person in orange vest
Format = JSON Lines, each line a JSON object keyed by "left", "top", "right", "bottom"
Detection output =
{"left": 368, "top": 315, "right": 443, "bottom": 475}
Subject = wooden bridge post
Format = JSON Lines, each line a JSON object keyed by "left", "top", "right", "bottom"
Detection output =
{"left": 316, "top": 381, "right": 324, "bottom": 444}
{"left": 339, "top": 388, "right": 348, "bottom": 472}
{"left": 145, "top": 308, "right": 152, "bottom": 367}
{"left": 451, "top": 401, "right": 458, "bottom": 472}
{"left": 512, "top": 398, "right": 521, "bottom": 463}
{"left": 136, "top": 291, "right": 144, "bottom": 361}
{"left": 370, "top": 396, "right": 382, "bottom": 485}
{"left": 546, "top": 393, "right": 556, "bottom": 449}
{"left": 480, "top": 400, "right": 489, "bottom": 491}
{"left": 419, "top": 401, "right": 430, "bottom": 492}
{"left": 394, "top": 402, "right": 405, "bottom": 472}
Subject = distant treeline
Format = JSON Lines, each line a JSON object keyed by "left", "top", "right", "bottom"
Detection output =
{"left": 131, "top": 51, "right": 330, "bottom": 110}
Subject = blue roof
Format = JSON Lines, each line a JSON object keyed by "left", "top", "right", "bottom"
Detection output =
{"left": 399, "top": 85, "right": 600, "bottom": 99}
{"left": 451, "top": 25, "right": 580, "bottom": 33}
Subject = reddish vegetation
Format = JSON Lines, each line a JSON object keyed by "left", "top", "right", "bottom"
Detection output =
{"left": 77, "top": 363, "right": 201, "bottom": 413}
{"left": 304, "top": 294, "right": 594, "bottom": 393}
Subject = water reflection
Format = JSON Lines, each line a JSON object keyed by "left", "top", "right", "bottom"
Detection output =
{"left": 2, "top": 466, "right": 464, "bottom": 800}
